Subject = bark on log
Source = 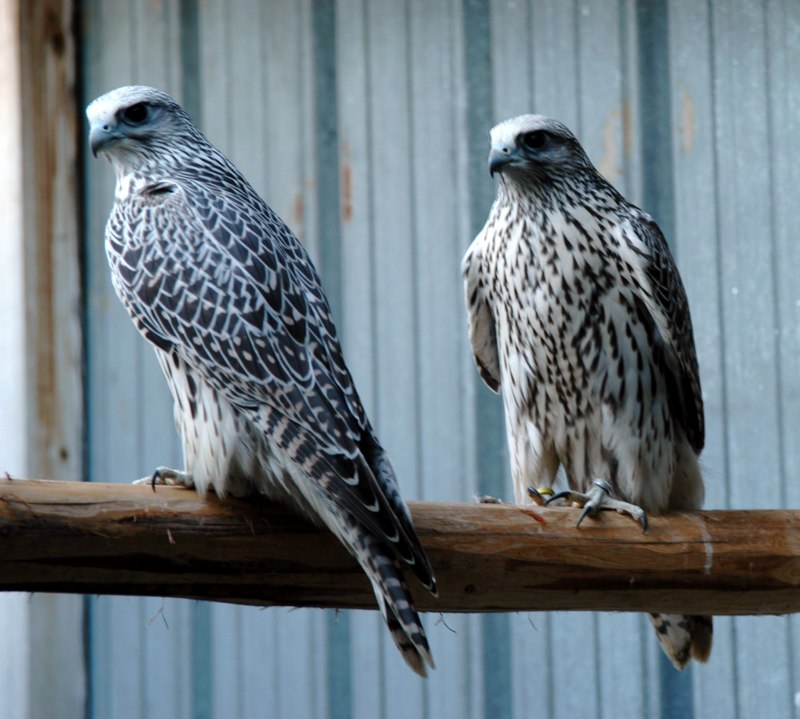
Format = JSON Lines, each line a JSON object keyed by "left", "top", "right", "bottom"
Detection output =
{"left": 1, "top": 478, "right": 798, "bottom": 615}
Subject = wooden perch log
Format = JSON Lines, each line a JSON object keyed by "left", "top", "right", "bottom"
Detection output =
{"left": 0, "top": 478, "right": 798, "bottom": 615}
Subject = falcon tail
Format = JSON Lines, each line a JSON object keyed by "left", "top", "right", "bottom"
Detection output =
{"left": 348, "top": 520, "right": 434, "bottom": 676}
{"left": 649, "top": 613, "right": 713, "bottom": 669}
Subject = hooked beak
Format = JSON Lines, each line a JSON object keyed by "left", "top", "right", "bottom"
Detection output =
{"left": 89, "top": 124, "right": 120, "bottom": 157}
{"left": 488, "top": 146, "right": 521, "bottom": 176}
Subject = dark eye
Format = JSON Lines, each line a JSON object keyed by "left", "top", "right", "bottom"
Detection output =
{"left": 521, "top": 130, "right": 549, "bottom": 151}
{"left": 121, "top": 103, "right": 148, "bottom": 125}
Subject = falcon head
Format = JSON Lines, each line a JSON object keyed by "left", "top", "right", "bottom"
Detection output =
{"left": 86, "top": 86, "right": 196, "bottom": 174}
{"left": 488, "top": 115, "right": 592, "bottom": 182}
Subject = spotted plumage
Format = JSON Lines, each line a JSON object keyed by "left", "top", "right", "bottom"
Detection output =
{"left": 87, "top": 85, "right": 436, "bottom": 675}
{"left": 462, "top": 114, "right": 711, "bottom": 669}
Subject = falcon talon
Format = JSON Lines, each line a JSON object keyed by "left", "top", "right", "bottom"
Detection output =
{"left": 544, "top": 490, "right": 572, "bottom": 506}
{"left": 526, "top": 486, "right": 554, "bottom": 506}
{"left": 140, "top": 466, "right": 195, "bottom": 490}
{"left": 547, "top": 484, "right": 646, "bottom": 530}
{"left": 576, "top": 504, "right": 593, "bottom": 528}
{"left": 590, "top": 479, "right": 612, "bottom": 495}
{"left": 624, "top": 508, "right": 648, "bottom": 533}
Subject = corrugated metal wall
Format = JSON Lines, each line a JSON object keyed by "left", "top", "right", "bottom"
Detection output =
{"left": 81, "top": 1, "right": 800, "bottom": 717}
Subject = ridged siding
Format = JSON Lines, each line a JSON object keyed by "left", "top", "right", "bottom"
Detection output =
{"left": 82, "top": 2, "right": 800, "bottom": 717}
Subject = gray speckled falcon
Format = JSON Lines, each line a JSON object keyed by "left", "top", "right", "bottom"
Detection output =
{"left": 462, "top": 114, "right": 711, "bottom": 669}
{"left": 87, "top": 85, "right": 436, "bottom": 676}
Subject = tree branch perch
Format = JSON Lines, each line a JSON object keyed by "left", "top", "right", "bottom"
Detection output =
{"left": 1, "top": 478, "right": 797, "bottom": 615}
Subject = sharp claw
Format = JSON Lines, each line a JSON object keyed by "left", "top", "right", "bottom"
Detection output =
{"left": 540, "top": 482, "right": 647, "bottom": 530}
{"left": 591, "top": 479, "right": 612, "bottom": 494}
{"left": 527, "top": 486, "right": 554, "bottom": 506}
{"left": 545, "top": 490, "right": 570, "bottom": 506}
{"left": 592, "top": 479, "right": 611, "bottom": 497}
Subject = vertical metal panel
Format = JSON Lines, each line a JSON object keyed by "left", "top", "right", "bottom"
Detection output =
{"left": 466, "top": 3, "right": 517, "bottom": 718}
{"left": 311, "top": 4, "right": 355, "bottom": 714}
{"left": 408, "top": 0, "right": 483, "bottom": 715}
{"left": 83, "top": 2, "right": 191, "bottom": 719}
{"left": 710, "top": 3, "right": 791, "bottom": 718}
{"left": 667, "top": 5, "right": 737, "bottom": 719}
{"left": 333, "top": 3, "right": 383, "bottom": 717}
{"left": 636, "top": 3, "right": 696, "bottom": 718}
{"left": 80, "top": 1, "right": 800, "bottom": 718}
{"left": 194, "top": 2, "right": 325, "bottom": 718}
{"left": 668, "top": 1, "right": 800, "bottom": 717}
{"left": 766, "top": 1, "right": 800, "bottom": 713}
{"left": 531, "top": 0, "right": 581, "bottom": 127}
{"left": 365, "top": 2, "right": 428, "bottom": 715}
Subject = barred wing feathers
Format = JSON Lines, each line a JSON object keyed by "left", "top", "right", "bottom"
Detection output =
{"left": 462, "top": 233, "right": 501, "bottom": 392}
{"left": 625, "top": 211, "right": 704, "bottom": 453}
{"left": 107, "top": 170, "right": 435, "bottom": 592}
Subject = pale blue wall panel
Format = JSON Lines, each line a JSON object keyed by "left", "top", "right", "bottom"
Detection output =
{"left": 83, "top": 3, "right": 192, "bottom": 719}
{"left": 333, "top": 3, "right": 384, "bottom": 717}
{"left": 81, "top": 1, "right": 800, "bottom": 718}
{"left": 667, "top": 2, "right": 737, "bottom": 718}
{"left": 767, "top": 0, "right": 800, "bottom": 711}
{"left": 710, "top": 4, "right": 791, "bottom": 718}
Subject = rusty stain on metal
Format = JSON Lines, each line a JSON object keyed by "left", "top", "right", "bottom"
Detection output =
{"left": 341, "top": 163, "right": 353, "bottom": 224}
{"left": 340, "top": 141, "right": 352, "bottom": 223}
{"left": 293, "top": 189, "right": 304, "bottom": 228}
{"left": 621, "top": 99, "right": 633, "bottom": 157}
{"left": 681, "top": 87, "right": 696, "bottom": 154}
{"left": 597, "top": 107, "right": 621, "bottom": 184}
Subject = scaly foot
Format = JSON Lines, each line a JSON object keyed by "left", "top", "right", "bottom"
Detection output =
{"left": 133, "top": 466, "right": 195, "bottom": 492}
{"left": 546, "top": 479, "right": 647, "bottom": 531}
